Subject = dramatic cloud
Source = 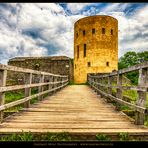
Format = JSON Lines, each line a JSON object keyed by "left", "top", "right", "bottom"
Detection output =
{"left": 0, "top": 3, "right": 147, "bottom": 64}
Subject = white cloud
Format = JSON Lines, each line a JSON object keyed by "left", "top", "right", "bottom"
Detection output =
{"left": 67, "top": 3, "right": 95, "bottom": 14}
{"left": 0, "top": 3, "right": 147, "bottom": 65}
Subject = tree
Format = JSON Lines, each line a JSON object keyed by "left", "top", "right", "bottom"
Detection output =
{"left": 118, "top": 51, "right": 148, "bottom": 85}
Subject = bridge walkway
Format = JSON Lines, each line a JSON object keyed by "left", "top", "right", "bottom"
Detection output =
{"left": 0, "top": 85, "right": 148, "bottom": 135}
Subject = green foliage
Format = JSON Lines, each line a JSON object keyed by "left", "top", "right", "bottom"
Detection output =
{"left": 96, "top": 134, "right": 111, "bottom": 141}
{"left": 45, "top": 132, "right": 72, "bottom": 141}
{"left": 0, "top": 132, "right": 33, "bottom": 141}
{"left": 5, "top": 90, "right": 24, "bottom": 103}
{"left": 68, "top": 81, "right": 75, "bottom": 85}
{"left": 118, "top": 51, "right": 148, "bottom": 85}
{"left": 68, "top": 82, "right": 88, "bottom": 85}
{"left": 0, "top": 132, "right": 74, "bottom": 141}
{"left": 119, "top": 133, "right": 129, "bottom": 141}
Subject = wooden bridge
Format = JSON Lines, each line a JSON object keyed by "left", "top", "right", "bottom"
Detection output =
{"left": 0, "top": 62, "right": 148, "bottom": 139}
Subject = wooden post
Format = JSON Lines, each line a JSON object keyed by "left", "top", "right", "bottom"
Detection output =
{"left": 24, "top": 73, "right": 32, "bottom": 108}
{"left": 100, "top": 77, "right": 104, "bottom": 98}
{"left": 53, "top": 76, "right": 57, "bottom": 93}
{"left": 0, "top": 70, "right": 7, "bottom": 123}
{"left": 48, "top": 76, "right": 53, "bottom": 96}
{"left": 97, "top": 78, "right": 100, "bottom": 95}
{"left": 94, "top": 77, "right": 97, "bottom": 92}
{"left": 38, "top": 74, "right": 44, "bottom": 100}
{"left": 116, "top": 73, "right": 122, "bottom": 111}
{"left": 107, "top": 76, "right": 112, "bottom": 103}
{"left": 135, "top": 68, "right": 147, "bottom": 125}
{"left": 61, "top": 77, "right": 63, "bottom": 88}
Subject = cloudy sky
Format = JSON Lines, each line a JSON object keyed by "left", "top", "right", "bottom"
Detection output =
{"left": 0, "top": 3, "right": 148, "bottom": 64}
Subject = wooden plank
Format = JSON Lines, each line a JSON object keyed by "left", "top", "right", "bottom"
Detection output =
{"left": 0, "top": 70, "right": 7, "bottom": 123}
{"left": 0, "top": 85, "right": 147, "bottom": 135}
{"left": 38, "top": 74, "right": 44, "bottom": 100}
{"left": 0, "top": 128, "right": 148, "bottom": 134}
{"left": 116, "top": 73, "right": 122, "bottom": 111}
{"left": 24, "top": 73, "right": 32, "bottom": 108}
{"left": 135, "top": 68, "right": 148, "bottom": 125}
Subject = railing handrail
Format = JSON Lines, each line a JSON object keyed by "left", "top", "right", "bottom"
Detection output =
{"left": 0, "top": 64, "right": 67, "bottom": 77}
{"left": 88, "top": 61, "right": 148, "bottom": 78}
{"left": 87, "top": 61, "right": 148, "bottom": 125}
{"left": 0, "top": 63, "right": 69, "bottom": 122}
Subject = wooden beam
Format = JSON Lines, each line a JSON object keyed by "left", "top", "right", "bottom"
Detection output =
{"left": 0, "top": 64, "right": 68, "bottom": 77}
{"left": 0, "top": 80, "right": 68, "bottom": 93}
{"left": 135, "top": 68, "right": 148, "bottom": 125}
{"left": 38, "top": 74, "right": 44, "bottom": 101}
{"left": 24, "top": 73, "right": 32, "bottom": 108}
{"left": 90, "top": 84, "right": 146, "bottom": 114}
{"left": 0, "top": 70, "right": 7, "bottom": 123}
{"left": 0, "top": 82, "right": 68, "bottom": 112}
{"left": 116, "top": 73, "right": 122, "bottom": 111}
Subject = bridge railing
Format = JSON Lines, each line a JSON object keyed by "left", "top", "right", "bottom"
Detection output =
{"left": 88, "top": 61, "right": 148, "bottom": 125}
{"left": 0, "top": 64, "right": 69, "bottom": 122}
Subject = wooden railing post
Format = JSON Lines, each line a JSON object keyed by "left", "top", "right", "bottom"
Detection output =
{"left": 38, "top": 74, "right": 44, "bottom": 100}
{"left": 0, "top": 70, "right": 7, "bottom": 123}
{"left": 48, "top": 76, "right": 53, "bottom": 96}
{"left": 53, "top": 76, "right": 57, "bottom": 93}
{"left": 116, "top": 73, "right": 122, "bottom": 111}
{"left": 135, "top": 68, "right": 148, "bottom": 125}
{"left": 24, "top": 73, "right": 32, "bottom": 108}
{"left": 107, "top": 76, "right": 112, "bottom": 103}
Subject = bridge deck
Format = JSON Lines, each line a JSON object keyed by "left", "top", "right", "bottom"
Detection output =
{"left": 0, "top": 85, "right": 148, "bottom": 135}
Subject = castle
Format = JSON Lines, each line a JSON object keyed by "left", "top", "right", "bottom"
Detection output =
{"left": 8, "top": 15, "right": 118, "bottom": 84}
{"left": 74, "top": 15, "right": 118, "bottom": 84}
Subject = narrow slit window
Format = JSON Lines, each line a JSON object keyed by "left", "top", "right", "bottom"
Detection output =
{"left": 76, "top": 33, "right": 78, "bottom": 38}
{"left": 75, "top": 64, "right": 76, "bottom": 69}
{"left": 92, "top": 28, "right": 95, "bottom": 34}
{"left": 111, "top": 29, "right": 113, "bottom": 35}
{"left": 102, "top": 28, "right": 105, "bottom": 34}
{"left": 77, "top": 46, "right": 79, "bottom": 59}
{"left": 88, "top": 62, "right": 91, "bottom": 67}
{"left": 84, "top": 44, "right": 86, "bottom": 57}
{"left": 83, "top": 30, "right": 85, "bottom": 36}
{"left": 106, "top": 62, "right": 109, "bottom": 66}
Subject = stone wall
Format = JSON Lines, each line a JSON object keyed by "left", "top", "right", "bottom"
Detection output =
{"left": 8, "top": 56, "right": 74, "bottom": 83}
{"left": 74, "top": 15, "right": 118, "bottom": 84}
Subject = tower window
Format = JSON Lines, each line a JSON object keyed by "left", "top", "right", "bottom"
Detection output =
{"left": 88, "top": 62, "right": 91, "bottom": 67}
{"left": 76, "top": 33, "right": 78, "bottom": 38}
{"left": 77, "top": 46, "right": 79, "bottom": 59}
{"left": 92, "top": 28, "right": 95, "bottom": 34}
{"left": 106, "top": 62, "right": 109, "bottom": 66}
{"left": 83, "top": 30, "right": 85, "bottom": 36}
{"left": 111, "top": 29, "right": 113, "bottom": 35}
{"left": 84, "top": 44, "right": 86, "bottom": 57}
{"left": 102, "top": 28, "right": 105, "bottom": 34}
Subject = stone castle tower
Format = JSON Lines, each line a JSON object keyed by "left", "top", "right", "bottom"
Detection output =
{"left": 74, "top": 15, "right": 118, "bottom": 84}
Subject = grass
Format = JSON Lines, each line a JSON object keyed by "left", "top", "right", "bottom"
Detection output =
{"left": 0, "top": 132, "right": 78, "bottom": 141}
{"left": 96, "top": 134, "right": 111, "bottom": 141}
{"left": 119, "top": 133, "right": 129, "bottom": 141}
{"left": 68, "top": 82, "right": 89, "bottom": 85}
